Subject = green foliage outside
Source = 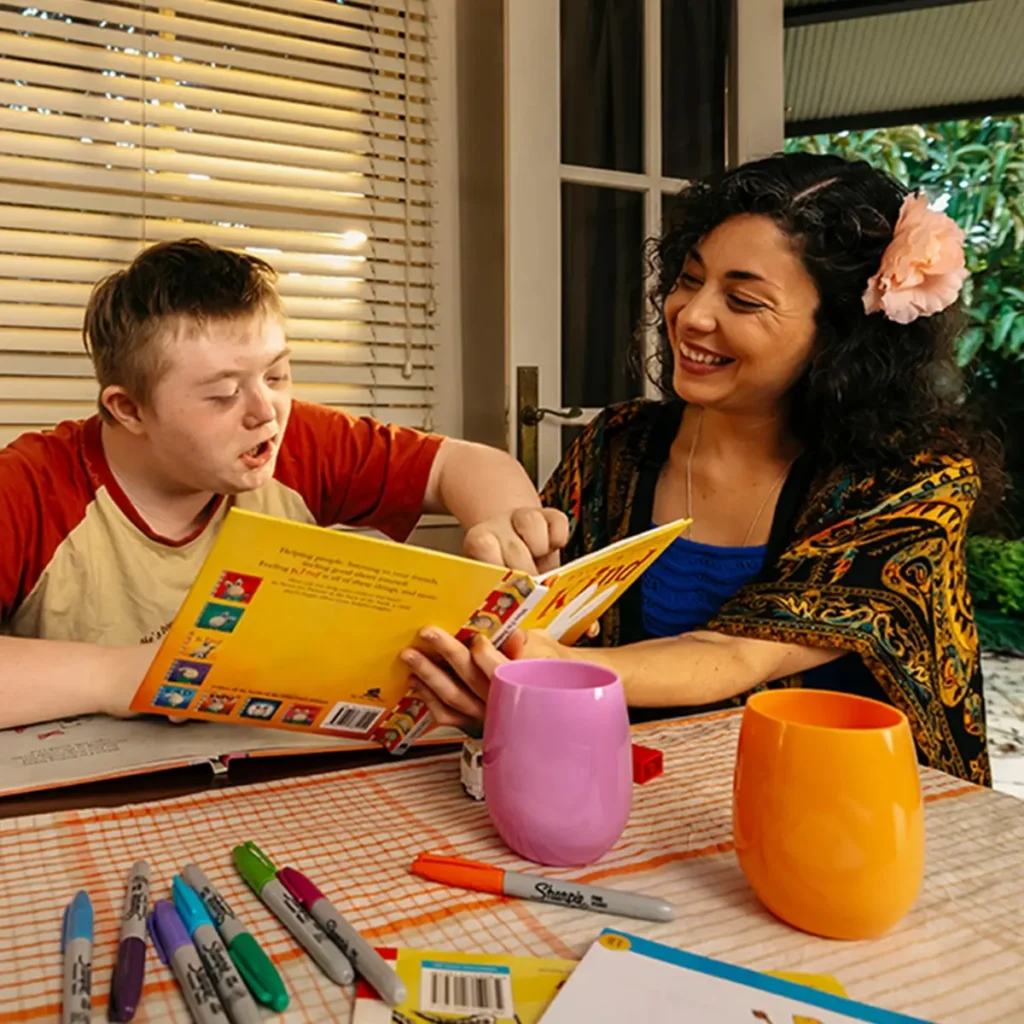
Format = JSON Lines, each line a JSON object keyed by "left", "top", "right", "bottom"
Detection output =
{"left": 787, "top": 117, "right": 1024, "bottom": 370}
{"left": 965, "top": 537, "right": 1024, "bottom": 653}
{"left": 787, "top": 118, "right": 1024, "bottom": 651}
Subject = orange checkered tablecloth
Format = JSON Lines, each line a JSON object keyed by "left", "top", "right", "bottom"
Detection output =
{"left": 1, "top": 711, "right": 1023, "bottom": 1024}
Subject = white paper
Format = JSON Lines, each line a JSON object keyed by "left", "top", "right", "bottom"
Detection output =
{"left": 539, "top": 933, "right": 929, "bottom": 1024}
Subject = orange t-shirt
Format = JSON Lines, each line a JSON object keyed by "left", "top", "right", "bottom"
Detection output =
{"left": 0, "top": 400, "right": 443, "bottom": 647}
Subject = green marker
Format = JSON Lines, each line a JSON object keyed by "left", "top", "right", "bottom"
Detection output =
{"left": 232, "top": 842, "right": 354, "bottom": 986}
{"left": 181, "top": 862, "right": 289, "bottom": 1012}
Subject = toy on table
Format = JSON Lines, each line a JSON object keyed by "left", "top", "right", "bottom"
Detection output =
{"left": 460, "top": 737, "right": 485, "bottom": 799}
{"left": 631, "top": 743, "right": 663, "bottom": 784}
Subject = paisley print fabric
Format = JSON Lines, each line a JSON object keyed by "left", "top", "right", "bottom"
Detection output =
{"left": 541, "top": 399, "right": 990, "bottom": 785}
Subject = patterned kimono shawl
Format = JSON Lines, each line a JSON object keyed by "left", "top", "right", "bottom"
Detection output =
{"left": 541, "top": 399, "right": 989, "bottom": 786}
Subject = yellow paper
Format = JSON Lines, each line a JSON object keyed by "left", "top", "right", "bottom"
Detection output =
{"left": 351, "top": 949, "right": 576, "bottom": 1024}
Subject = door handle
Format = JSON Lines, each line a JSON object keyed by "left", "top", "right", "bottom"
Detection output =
{"left": 516, "top": 366, "right": 584, "bottom": 487}
{"left": 519, "top": 404, "right": 583, "bottom": 427}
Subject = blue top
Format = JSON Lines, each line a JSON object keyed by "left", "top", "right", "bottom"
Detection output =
{"left": 638, "top": 527, "right": 862, "bottom": 696}
{"left": 641, "top": 531, "right": 767, "bottom": 638}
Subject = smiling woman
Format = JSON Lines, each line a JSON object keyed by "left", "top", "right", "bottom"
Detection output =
{"left": 408, "top": 151, "right": 1005, "bottom": 786}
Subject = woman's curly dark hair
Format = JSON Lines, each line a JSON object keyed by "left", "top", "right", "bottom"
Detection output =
{"left": 637, "top": 151, "right": 1004, "bottom": 526}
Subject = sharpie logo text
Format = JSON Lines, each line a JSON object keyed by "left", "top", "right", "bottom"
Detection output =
{"left": 200, "top": 887, "right": 234, "bottom": 925}
{"left": 200, "top": 938, "right": 237, "bottom": 983}
{"left": 533, "top": 882, "right": 589, "bottom": 908}
{"left": 323, "top": 919, "right": 359, "bottom": 964}
{"left": 186, "top": 960, "right": 219, "bottom": 1005}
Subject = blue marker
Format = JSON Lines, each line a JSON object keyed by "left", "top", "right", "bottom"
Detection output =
{"left": 61, "top": 889, "right": 93, "bottom": 1024}
{"left": 172, "top": 877, "right": 262, "bottom": 1024}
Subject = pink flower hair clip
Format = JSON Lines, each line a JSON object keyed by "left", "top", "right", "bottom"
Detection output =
{"left": 862, "top": 192, "right": 969, "bottom": 325}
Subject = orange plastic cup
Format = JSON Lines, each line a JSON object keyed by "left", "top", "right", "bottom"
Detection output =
{"left": 733, "top": 689, "right": 924, "bottom": 940}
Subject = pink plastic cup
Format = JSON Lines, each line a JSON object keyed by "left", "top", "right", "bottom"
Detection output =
{"left": 482, "top": 659, "right": 632, "bottom": 866}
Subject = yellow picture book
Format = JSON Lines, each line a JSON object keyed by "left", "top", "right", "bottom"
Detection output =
{"left": 350, "top": 948, "right": 576, "bottom": 1024}
{"left": 130, "top": 508, "right": 688, "bottom": 751}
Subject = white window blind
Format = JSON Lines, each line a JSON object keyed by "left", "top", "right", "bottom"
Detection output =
{"left": 0, "top": 0, "right": 437, "bottom": 446}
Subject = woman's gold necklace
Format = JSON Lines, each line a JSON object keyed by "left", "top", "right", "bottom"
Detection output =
{"left": 684, "top": 408, "right": 794, "bottom": 547}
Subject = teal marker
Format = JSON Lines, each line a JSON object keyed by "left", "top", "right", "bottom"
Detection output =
{"left": 181, "top": 864, "right": 289, "bottom": 1013}
{"left": 172, "top": 877, "right": 262, "bottom": 1024}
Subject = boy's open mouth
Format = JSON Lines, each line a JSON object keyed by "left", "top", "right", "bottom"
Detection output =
{"left": 240, "top": 438, "right": 274, "bottom": 469}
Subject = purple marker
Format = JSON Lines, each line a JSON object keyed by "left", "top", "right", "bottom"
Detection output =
{"left": 148, "top": 901, "right": 227, "bottom": 1024}
{"left": 109, "top": 861, "right": 149, "bottom": 1022}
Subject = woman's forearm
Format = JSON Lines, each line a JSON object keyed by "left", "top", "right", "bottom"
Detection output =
{"left": 577, "top": 630, "right": 842, "bottom": 707}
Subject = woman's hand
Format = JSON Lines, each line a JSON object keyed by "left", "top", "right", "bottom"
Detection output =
{"left": 400, "top": 628, "right": 576, "bottom": 730}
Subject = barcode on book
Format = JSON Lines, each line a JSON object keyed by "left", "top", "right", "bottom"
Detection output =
{"left": 420, "top": 962, "right": 513, "bottom": 1015}
{"left": 321, "top": 701, "right": 384, "bottom": 734}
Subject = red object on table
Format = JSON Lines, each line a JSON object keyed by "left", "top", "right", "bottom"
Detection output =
{"left": 631, "top": 743, "right": 663, "bottom": 784}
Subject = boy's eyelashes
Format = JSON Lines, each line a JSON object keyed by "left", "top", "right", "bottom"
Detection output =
{"left": 206, "top": 372, "right": 290, "bottom": 402}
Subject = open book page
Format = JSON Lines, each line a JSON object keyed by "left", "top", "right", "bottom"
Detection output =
{"left": 521, "top": 519, "right": 690, "bottom": 645}
{"left": 0, "top": 714, "right": 464, "bottom": 798}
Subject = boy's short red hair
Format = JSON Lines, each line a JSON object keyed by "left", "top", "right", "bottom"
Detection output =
{"left": 83, "top": 238, "right": 284, "bottom": 418}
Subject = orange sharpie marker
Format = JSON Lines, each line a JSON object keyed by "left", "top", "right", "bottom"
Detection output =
{"left": 411, "top": 854, "right": 674, "bottom": 923}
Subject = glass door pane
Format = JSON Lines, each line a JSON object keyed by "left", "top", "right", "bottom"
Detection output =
{"left": 561, "top": 182, "right": 644, "bottom": 409}
{"left": 561, "top": 0, "right": 644, "bottom": 172}
{"left": 662, "top": 0, "right": 729, "bottom": 179}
